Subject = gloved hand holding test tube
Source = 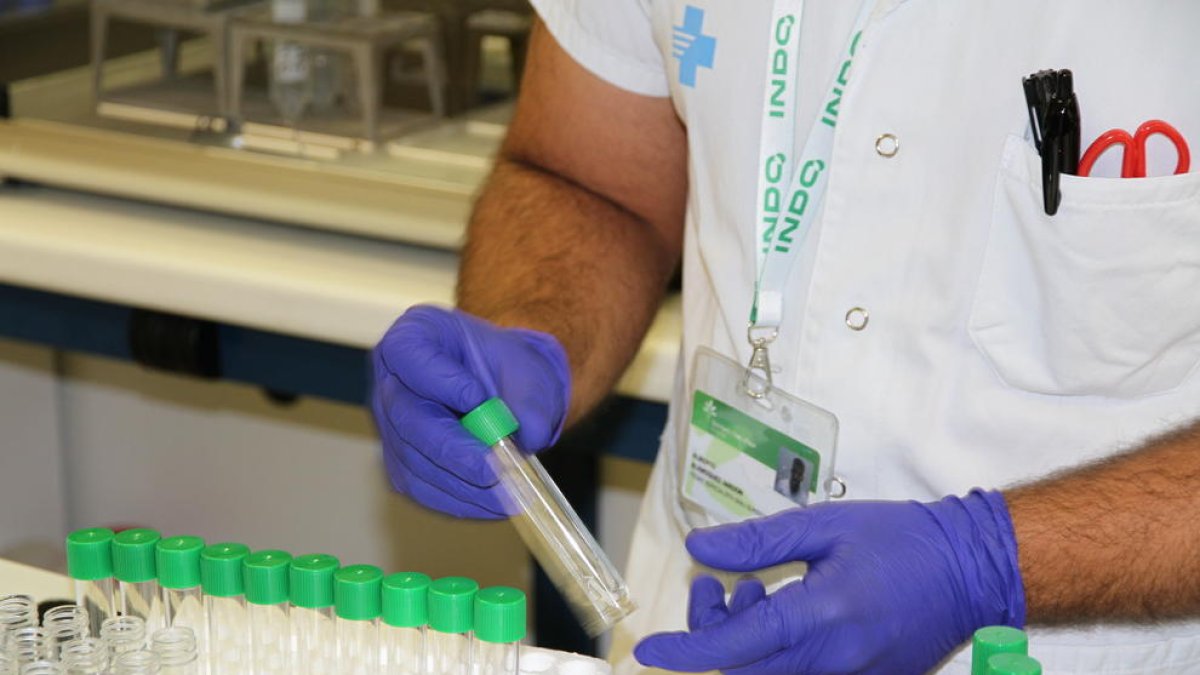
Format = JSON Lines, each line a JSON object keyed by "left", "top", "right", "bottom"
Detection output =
{"left": 372, "top": 305, "right": 636, "bottom": 636}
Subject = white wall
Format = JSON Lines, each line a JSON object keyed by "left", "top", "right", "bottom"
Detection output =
{"left": 0, "top": 339, "right": 67, "bottom": 562}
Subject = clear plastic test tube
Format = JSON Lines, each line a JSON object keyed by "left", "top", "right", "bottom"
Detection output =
{"left": 66, "top": 528, "right": 117, "bottom": 638}
{"left": 155, "top": 536, "right": 207, "bottom": 664}
{"left": 100, "top": 615, "right": 147, "bottom": 658}
{"left": 113, "top": 530, "right": 165, "bottom": 637}
{"left": 243, "top": 550, "right": 292, "bottom": 675}
{"left": 426, "top": 577, "right": 477, "bottom": 675}
{"left": 17, "top": 661, "right": 62, "bottom": 675}
{"left": 111, "top": 649, "right": 161, "bottom": 674}
{"left": 59, "top": 637, "right": 110, "bottom": 674}
{"left": 151, "top": 627, "right": 198, "bottom": 675}
{"left": 461, "top": 399, "right": 636, "bottom": 635}
{"left": 42, "top": 605, "right": 89, "bottom": 661}
{"left": 8, "top": 626, "right": 51, "bottom": 665}
{"left": 200, "top": 543, "right": 250, "bottom": 675}
{"left": 289, "top": 554, "right": 339, "bottom": 675}
{"left": 473, "top": 587, "right": 525, "bottom": 675}
{"left": 0, "top": 594, "right": 36, "bottom": 638}
{"left": 381, "top": 572, "right": 428, "bottom": 675}
{"left": 333, "top": 565, "right": 382, "bottom": 675}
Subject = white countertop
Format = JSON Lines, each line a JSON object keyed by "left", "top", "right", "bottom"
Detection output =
{"left": 0, "top": 187, "right": 679, "bottom": 403}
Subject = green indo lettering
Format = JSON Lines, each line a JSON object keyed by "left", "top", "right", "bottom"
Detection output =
{"left": 820, "top": 31, "right": 861, "bottom": 128}
{"left": 760, "top": 152, "right": 786, "bottom": 250}
{"left": 773, "top": 159, "right": 825, "bottom": 252}
{"left": 798, "top": 158, "right": 825, "bottom": 188}
{"left": 767, "top": 15, "right": 795, "bottom": 119}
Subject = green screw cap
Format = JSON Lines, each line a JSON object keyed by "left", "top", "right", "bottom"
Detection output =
{"left": 112, "top": 529, "right": 160, "bottom": 583}
{"left": 66, "top": 528, "right": 115, "bottom": 581}
{"left": 474, "top": 586, "right": 526, "bottom": 644}
{"left": 429, "top": 577, "right": 479, "bottom": 634}
{"left": 156, "top": 536, "right": 205, "bottom": 589}
{"left": 382, "top": 572, "right": 431, "bottom": 628}
{"left": 987, "top": 654, "right": 1042, "bottom": 675}
{"left": 971, "top": 626, "right": 1029, "bottom": 675}
{"left": 244, "top": 550, "right": 292, "bottom": 605}
{"left": 290, "top": 554, "right": 340, "bottom": 609}
{"left": 334, "top": 565, "right": 383, "bottom": 621}
{"left": 201, "top": 543, "right": 250, "bottom": 597}
{"left": 461, "top": 398, "right": 519, "bottom": 447}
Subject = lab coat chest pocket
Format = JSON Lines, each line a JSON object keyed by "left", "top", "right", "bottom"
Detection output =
{"left": 968, "top": 135, "right": 1200, "bottom": 399}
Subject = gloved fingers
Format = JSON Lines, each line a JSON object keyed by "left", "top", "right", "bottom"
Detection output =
{"left": 384, "top": 447, "right": 507, "bottom": 520}
{"left": 721, "top": 649, "right": 805, "bottom": 675}
{"left": 687, "top": 576, "right": 729, "bottom": 631}
{"left": 383, "top": 439, "right": 512, "bottom": 517}
{"left": 686, "top": 507, "right": 834, "bottom": 572}
{"left": 502, "top": 328, "right": 572, "bottom": 450}
{"left": 377, "top": 375, "right": 499, "bottom": 488}
{"left": 634, "top": 593, "right": 797, "bottom": 672}
{"left": 375, "top": 306, "right": 490, "bottom": 413}
{"left": 728, "top": 578, "right": 767, "bottom": 614}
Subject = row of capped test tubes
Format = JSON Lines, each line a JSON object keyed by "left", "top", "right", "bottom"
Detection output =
{"left": 62, "top": 528, "right": 526, "bottom": 675}
{"left": 0, "top": 594, "right": 199, "bottom": 674}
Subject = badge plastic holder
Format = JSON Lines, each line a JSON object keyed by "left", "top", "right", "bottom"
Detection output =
{"left": 678, "top": 346, "right": 841, "bottom": 525}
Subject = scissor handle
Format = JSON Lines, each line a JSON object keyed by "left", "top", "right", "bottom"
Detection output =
{"left": 1132, "top": 119, "right": 1191, "bottom": 177}
{"left": 1078, "top": 128, "right": 1135, "bottom": 177}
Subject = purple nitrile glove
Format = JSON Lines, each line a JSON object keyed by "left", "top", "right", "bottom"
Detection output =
{"left": 371, "top": 305, "right": 571, "bottom": 520}
{"left": 635, "top": 490, "right": 1025, "bottom": 675}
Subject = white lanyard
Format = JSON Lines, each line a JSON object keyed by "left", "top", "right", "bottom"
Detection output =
{"left": 744, "top": 0, "right": 875, "bottom": 394}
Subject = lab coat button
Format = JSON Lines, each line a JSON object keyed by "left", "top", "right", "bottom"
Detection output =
{"left": 845, "top": 307, "right": 869, "bottom": 331}
{"left": 875, "top": 133, "right": 899, "bottom": 157}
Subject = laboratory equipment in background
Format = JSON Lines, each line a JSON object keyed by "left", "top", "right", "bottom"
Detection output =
{"left": 42, "top": 526, "right": 610, "bottom": 673}
{"left": 462, "top": 398, "right": 636, "bottom": 636}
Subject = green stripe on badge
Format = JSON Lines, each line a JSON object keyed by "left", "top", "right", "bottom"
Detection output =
{"left": 691, "top": 391, "right": 821, "bottom": 493}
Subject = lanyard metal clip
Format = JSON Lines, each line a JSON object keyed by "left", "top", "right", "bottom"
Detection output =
{"left": 742, "top": 326, "right": 778, "bottom": 399}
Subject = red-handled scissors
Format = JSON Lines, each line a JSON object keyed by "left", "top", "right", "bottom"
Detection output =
{"left": 1078, "top": 119, "right": 1191, "bottom": 177}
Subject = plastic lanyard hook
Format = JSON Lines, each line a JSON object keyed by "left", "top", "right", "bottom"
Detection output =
{"left": 742, "top": 326, "right": 778, "bottom": 399}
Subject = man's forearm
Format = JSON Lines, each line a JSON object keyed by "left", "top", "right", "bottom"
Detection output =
{"left": 457, "top": 156, "right": 679, "bottom": 423}
{"left": 1007, "top": 420, "right": 1200, "bottom": 623}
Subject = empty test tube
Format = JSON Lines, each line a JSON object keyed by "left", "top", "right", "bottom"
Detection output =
{"left": 113, "top": 530, "right": 165, "bottom": 637}
{"left": 0, "top": 595, "right": 36, "bottom": 644}
{"left": 8, "top": 626, "right": 51, "bottom": 665}
{"left": 101, "top": 615, "right": 147, "bottom": 658}
{"left": 42, "top": 606, "right": 89, "bottom": 661}
{"left": 473, "top": 587, "right": 525, "bottom": 675}
{"left": 427, "top": 577, "right": 477, "bottom": 675}
{"left": 200, "top": 543, "right": 250, "bottom": 675}
{"left": 243, "top": 550, "right": 292, "bottom": 675}
{"left": 334, "top": 565, "right": 382, "bottom": 675}
{"left": 17, "top": 661, "right": 62, "bottom": 675}
{"left": 289, "top": 554, "right": 339, "bottom": 675}
{"left": 0, "top": 652, "right": 13, "bottom": 675}
{"left": 381, "top": 572, "right": 429, "bottom": 675}
{"left": 151, "top": 627, "right": 198, "bottom": 675}
{"left": 58, "top": 637, "right": 109, "bottom": 674}
{"left": 66, "top": 529, "right": 117, "bottom": 638}
{"left": 461, "top": 399, "right": 636, "bottom": 636}
{"left": 112, "top": 649, "right": 161, "bottom": 674}
{"left": 155, "top": 536, "right": 207, "bottom": 664}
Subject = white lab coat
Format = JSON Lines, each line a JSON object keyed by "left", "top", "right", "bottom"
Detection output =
{"left": 529, "top": 0, "right": 1200, "bottom": 672}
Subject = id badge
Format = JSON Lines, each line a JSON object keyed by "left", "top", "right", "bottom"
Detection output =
{"left": 680, "top": 346, "right": 839, "bottom": 523}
